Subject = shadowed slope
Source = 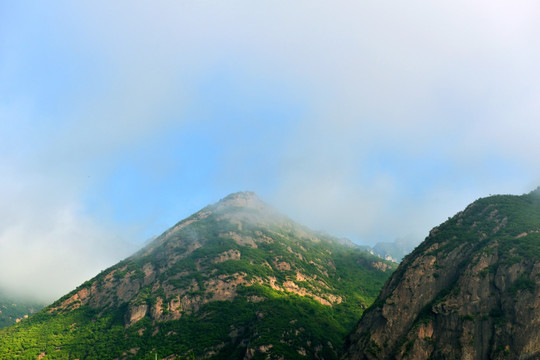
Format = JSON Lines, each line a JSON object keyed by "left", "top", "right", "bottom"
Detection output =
{"left": 344, "top": 189, "right": 540, "bottom": 360}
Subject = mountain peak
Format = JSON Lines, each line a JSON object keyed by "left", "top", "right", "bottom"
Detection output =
{"left": 216, "top": 191, "right": 264, "bottom": 209}
{"left": 1, "top": 192, "right": 396, "bottom": 359}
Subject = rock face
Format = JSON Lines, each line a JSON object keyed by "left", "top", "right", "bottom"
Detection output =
{"left": 344, "top": 190, "right": 540, "bottom": 360}
{"left": 1, "top": 191, "right": 395, "bottom": 359}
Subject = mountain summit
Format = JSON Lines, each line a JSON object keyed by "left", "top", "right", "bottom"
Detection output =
{"left": 344, "top": 190, "right": 540, "bottom": 359}
{"left": 214, "top": 191, "right": 265, "bottom": 209}
{"left": 0, "top": 191, "right": 394, "bottom": 359}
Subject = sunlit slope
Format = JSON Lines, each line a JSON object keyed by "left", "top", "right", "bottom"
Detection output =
{"left": 0, "top": 192, "right": 395, "bottom": 359}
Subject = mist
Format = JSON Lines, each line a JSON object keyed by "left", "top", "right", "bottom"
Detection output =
{"left": 2, "top": 1, "right": 540, "bottom": 300}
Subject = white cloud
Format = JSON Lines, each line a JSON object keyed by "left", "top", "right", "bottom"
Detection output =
{"left": 0, "top": 159, "right": 137, "bottom": 302}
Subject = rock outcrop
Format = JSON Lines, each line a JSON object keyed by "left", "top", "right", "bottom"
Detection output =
{"left": 344, "top": 190, "right": 540, "bottom": 360}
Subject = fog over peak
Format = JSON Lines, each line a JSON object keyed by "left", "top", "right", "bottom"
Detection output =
{"left": 2, "top": 1, "right": 540, "bottom": 301}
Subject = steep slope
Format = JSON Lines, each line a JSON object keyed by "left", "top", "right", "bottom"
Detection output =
{"left": 344, "top": 189, "right": 540, "bottom": 360}
{"left": 0, "top": 192, "right": 394, "bottom": 359}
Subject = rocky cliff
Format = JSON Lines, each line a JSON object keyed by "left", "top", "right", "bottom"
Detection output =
{"left": 344, "top": 190, "right": 540, "bottom": 360}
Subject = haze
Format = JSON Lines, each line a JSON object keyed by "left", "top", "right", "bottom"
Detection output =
{"left": 2, "top": 1, "right": 540, "bottom": 301}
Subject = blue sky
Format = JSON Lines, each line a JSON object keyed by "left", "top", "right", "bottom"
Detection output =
{"left": 2, "top": 1, "right": 540, "bottom": 300}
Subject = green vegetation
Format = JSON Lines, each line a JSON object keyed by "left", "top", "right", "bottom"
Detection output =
{"left": 403, "top": 189, "right": 540, "bottom": 277}
{"left": 0, "top": 285, "right": 362, "bottom": 359}
{"left": 0, "top": 294, "right": 44, "bottom": 329}
{"left": 0, "top": 192, "right": 395, "bottom": 359}
{"left": 508, "top": 275, "right": 535, "bottom": 295}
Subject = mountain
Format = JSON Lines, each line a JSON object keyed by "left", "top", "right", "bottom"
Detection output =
{"left": 0, "top": 292, "right": 43, "bottom": 328}
{"left": 363, "top": 237, "right": 418, "bottom": 263}
{"left": 0, "top": 191, "right": 395, "bottom": 359}
{"left": 344, "top": 189, "right": 540, "bottom": 360}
